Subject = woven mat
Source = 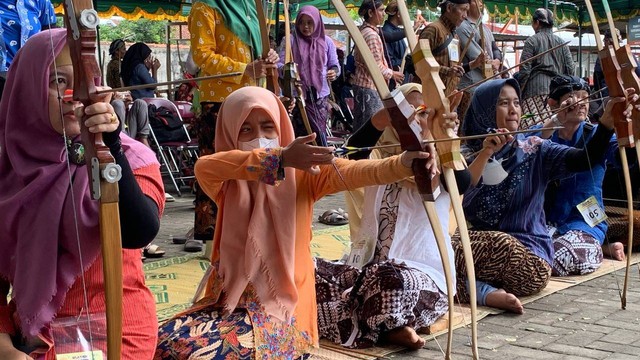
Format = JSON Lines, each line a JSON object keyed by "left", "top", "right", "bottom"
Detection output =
{"left": 144, "top": 225, "right": 352, "bottom": 322}
{"left": 143, "top": 226, "right": 639, "bottom": 359}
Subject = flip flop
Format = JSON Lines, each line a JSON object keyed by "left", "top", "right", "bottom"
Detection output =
{"left": 318, "top": 209, "right": 349, "bottom": 226}
{"left": 173, "top": 228, "right": 194, "bottom": 244}
{"left": 184, "top": 239, "right": 204, "bottom": 252}
{"left": 143, "top": 244, "right": 165, "bottom": 258}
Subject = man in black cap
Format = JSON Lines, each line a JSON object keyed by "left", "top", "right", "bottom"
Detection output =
{"left": 531, "top": 75, "right": 628, "bottom": 273}
{"left": 518, "top": 8, "right": 575, "bottom": 129}
{"left": 417, "top": 0, "right": 470, "bottom": 95}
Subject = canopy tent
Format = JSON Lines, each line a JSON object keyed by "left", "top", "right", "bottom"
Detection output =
{"left": 49, "top": 1, "right": 638, "bottom": 27}
{"left": 51, "top": 0, "right": 189, "bottom": 21}
{"left": 287, "top": 0, "right": 636, "bottom": 27}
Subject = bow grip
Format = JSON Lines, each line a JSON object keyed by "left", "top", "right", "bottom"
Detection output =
{"left": 384, "top": 91, "right": 441, "bottom": 201}
{"left": 600, "top": 46, "right": 634, "bottom": 147}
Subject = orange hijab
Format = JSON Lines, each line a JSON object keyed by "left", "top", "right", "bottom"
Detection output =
{"left": 214, "top": 87, "right": 298, "bottom": 321}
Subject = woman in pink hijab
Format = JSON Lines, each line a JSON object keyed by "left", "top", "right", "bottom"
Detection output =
{"left": 0, "top": 29, "right": 163, "bottom": 359}
{"left": 155, "top": 86, "right": 436, "bottom": 359}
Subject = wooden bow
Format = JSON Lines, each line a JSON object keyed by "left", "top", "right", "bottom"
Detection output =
{"left": 584, "top": 0, "right": 635, "bottom": 309}
{"left": 280, "top": 0, "right": 317, "bottom": 145}
{"left": 331, "top": 0, "right": 455, "bottom": 357}
{"left": 398, "top": 1, "right": 479, "bottom": 358}
{"left": 62, "top": 1, "right": 123, "bottom": 358}
{"left": 475, "top": 1, "right": 494, "bottom": 79}
{"left": 255, "top": 0, "right": 280, "bottom": 94}
{"left": 600, "top": 0, "right": 639, "bottom": 309}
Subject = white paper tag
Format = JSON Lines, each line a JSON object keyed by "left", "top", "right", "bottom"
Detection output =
{"left": 56, "top": 350, "right": 104, "bottom": 360}
{"left": 576, "top": 196, "right": 607, "bottom": 227}
{"left": 448, "top": 38, "right": 460, "bottom": 63}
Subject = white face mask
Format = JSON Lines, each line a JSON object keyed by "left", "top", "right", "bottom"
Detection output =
{"left": 482, "top": 158, "right": 509, "bottom": 185}
{"left": 238, "top": 137, "right": 280, "bottom": 151}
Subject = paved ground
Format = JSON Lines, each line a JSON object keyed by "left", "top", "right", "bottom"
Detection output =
{"left": 150, "top": 188, "right": 640, "bottom": 359}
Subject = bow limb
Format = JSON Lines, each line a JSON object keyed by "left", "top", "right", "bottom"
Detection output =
{"left": 398, "top": 1, "right": 478, "bottom": 357}
{"left": 63, "top": 1, "right": 123, "bottom": 358}
{"left": 255, "top": 0, "right": 279, "bottom": 94}
{"left": 585, "top": 0, "right": 635, "bottom": 309}
{"left": 280, "top": 0, "right": 317, "bottom": 146}
{"left": 601, "top": 0, "right": 638, "bottom": 309}
{"left": 331, "top": 0, "right": 454, "bottom": 356}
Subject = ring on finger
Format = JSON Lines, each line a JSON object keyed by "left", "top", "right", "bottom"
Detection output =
{"left": 110, "top": 113, "right": 118, "bottom": 124}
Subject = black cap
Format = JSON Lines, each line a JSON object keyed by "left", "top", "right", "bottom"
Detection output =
{"left": 533, "top": 8, "right": 554, "bottom": 26}
{"left": 548, "top": 75, "right": 590, "bottom": 101}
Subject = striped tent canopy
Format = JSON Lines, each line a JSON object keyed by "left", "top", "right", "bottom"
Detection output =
{"left": 290, "top": 0, "right": 636, "bottom": 27}
{"left": 50, "top": 1, "right": 638, "bottom": 27}
{"left": 51, "top": 0, "right": 188, "bottom": 21}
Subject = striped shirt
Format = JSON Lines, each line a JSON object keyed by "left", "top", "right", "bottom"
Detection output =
{"left": 352, "top": 23, "right": 393, "bottom": 90}
{"left": 519, "top": 27, "right": 575, "bottom": 98}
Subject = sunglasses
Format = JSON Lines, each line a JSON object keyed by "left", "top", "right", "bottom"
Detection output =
{"left": 549, "top": 76, "right": 590, "bottom": 100}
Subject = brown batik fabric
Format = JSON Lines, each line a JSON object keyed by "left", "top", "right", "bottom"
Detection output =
{"left": 551, "top": 230, "right": 603, "bottom": 277}
{"left": 315, "top": 259, "right": 448, "bottom": 348}
{"left": 192, "top": 102, "right": 221, "bottom": 240}
{"left": 605, "top": 205, "right": 640, "bottom": 248}
{"left": 521, "top": 95, "right": 552, "bottom": 129}
{"left": 451, "top": 230, "right": 552, "bottom": 303}
{"left": 315, "top": 184, "right": 447, "bottom": 348}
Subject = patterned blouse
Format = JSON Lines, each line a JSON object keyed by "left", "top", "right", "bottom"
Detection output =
{"left": 462, "top": 135, "right": 572, "bottom": 265}
{"left": 188, "top": 2, "right": 256, "bottom": 103}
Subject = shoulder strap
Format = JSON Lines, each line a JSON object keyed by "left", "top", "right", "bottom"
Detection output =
{"left": 433, "top": 33, "right": 454, "bottom": 56}
{"left": 575, "top": 122, "right": 596, "bottom": 149}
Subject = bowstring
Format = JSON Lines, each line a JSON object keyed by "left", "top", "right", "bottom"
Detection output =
{"left": 46, "top": 4, "right": 96, "bottom": 352}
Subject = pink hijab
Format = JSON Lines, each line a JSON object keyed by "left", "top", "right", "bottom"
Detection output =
{"left": 214, "top": 87, "right": 298, "bottom": 321}
{"left": 0, "top": 29, "right": 157, "bottom": 336}
{"left": 293, "top": 5, "right": 328, "bottom": 95}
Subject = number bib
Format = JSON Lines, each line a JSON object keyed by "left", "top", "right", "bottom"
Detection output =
{"left": 576, "top": 196, "right": 607, "bottom": 227}
{"left": 448, "top": 38, "right": 460, "bottom": 63}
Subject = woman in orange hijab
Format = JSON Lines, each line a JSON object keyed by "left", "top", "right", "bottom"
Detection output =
{"left": 155, "top": 86, "right": 436, "bottom": 359}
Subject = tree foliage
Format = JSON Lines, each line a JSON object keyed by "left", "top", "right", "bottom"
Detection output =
{"left": 99, "top": 19, "right": 167, "bottom": 44}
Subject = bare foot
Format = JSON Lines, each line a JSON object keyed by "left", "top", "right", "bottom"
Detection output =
{"left": 384, "top": 326, "right": 425, "bottom": 350}
{"left": 485, "top": 289, "right": 524, "bottom": 314}
{"left": 602, "top": 242, "right": 626, "bottom": 261}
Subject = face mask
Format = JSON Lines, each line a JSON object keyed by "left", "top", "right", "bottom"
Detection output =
{"left": 238, "top": 137, "right": 280, "bottom": 151}
{"left": 482, "top": 158, "right": 509, "bottom": 185}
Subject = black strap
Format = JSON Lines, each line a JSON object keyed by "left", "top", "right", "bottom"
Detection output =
{"left": 575, "top": 122, "right": 595, "bottom": 149}
{"left": 433, "top": 34, "right": 454, "bottom": 56}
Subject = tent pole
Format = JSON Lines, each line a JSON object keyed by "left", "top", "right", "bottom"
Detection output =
{"left": 275, "top": 0, "right": 281, "bottom": 45}
{"left": 93, "top": 0, "right": 104, "bottom": 83}
{"left": 578, "top": 6, "right": 583, "bottom": 77}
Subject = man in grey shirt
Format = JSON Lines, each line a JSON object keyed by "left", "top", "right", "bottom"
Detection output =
{"left": 456, "top": 0, "right": 502, "bottom": 121}
{"left": 518, "top": 8, "right": 575, "bottom": 128}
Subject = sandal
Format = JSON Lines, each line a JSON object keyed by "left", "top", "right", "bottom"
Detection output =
{"left": 173, "top": 227, "right": 194, "bottom": 244}
{"left": 318, "top": 209, "right": 349, "bottom": 226}
{"left": 184, "top": 239, "right": 204, "bottom": 252}
{"left": 143, "top": 244, "right": 165, "bottom": 258}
